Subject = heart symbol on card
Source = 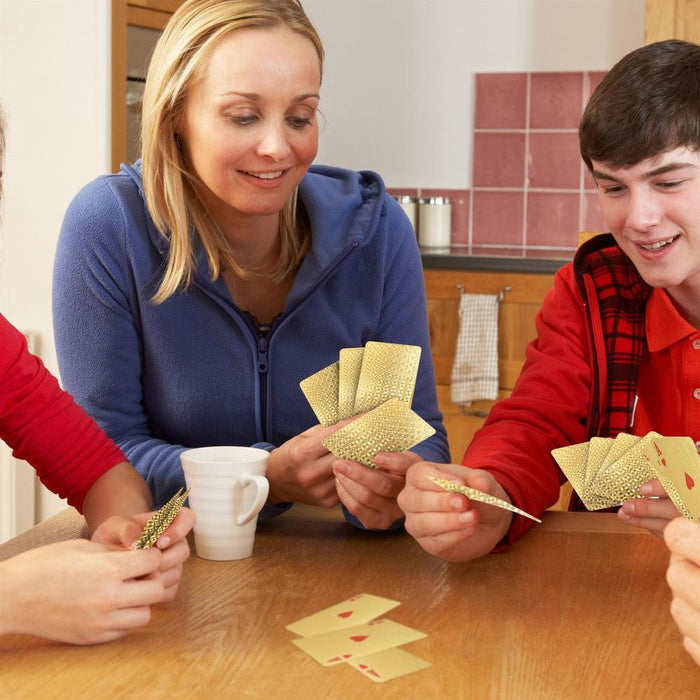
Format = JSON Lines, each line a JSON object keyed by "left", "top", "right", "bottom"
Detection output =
{"left": 337, "top": 611, "right": 353, "bottom": 619}
{"left": 686, "top": 472, "right": 695, "bottom": 490}
{"left": 350, "top": 635, "right": 368, "bottom": 642}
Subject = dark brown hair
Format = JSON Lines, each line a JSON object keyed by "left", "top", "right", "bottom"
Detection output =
{"left": 580, "top": 39, "right": 700, "bottom": 171}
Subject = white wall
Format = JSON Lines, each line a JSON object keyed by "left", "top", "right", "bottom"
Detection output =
{"left": 304, "top": 0, "right": 646, "bottom": 188}
{"left": 0, "top": 0, "right": 111, "bottom": 521}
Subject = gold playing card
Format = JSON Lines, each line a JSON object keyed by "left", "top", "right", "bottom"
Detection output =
{"left": 353, "top": 342, "right": 421, "bottom": 414}
{"left": 588, "top": 432, "right": 659, "bottom": 505}
{"left": 338, "top": 347, "right": 364, "bottom": 420}
{"left": 322, "top": 398, "right": 435, "bottom": 468}
{"left": 136, "top": 487, "right": 190, "bottom": 549}
{"left": 551, "top": 441, "right": 611, "bottom": 511}
{"left": 299, "top": 361, "right": 340, "bottom": 427}
{"left": 427, "top": 475, "right": 542, "bottom": 523}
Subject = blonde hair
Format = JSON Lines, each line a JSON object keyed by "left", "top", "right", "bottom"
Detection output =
{"left": 141, "top": 0, "right": 324, "bottom": 303}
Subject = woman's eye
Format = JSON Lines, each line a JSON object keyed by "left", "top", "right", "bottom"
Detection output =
{"left": 287, "top": 116, "right": 312, "bottom": 129}
{"left": 229, "top": 115, "right": 258, "bottom": 126}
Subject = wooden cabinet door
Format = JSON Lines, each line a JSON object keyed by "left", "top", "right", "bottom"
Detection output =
{"left": 646, "top": 0, "right": 700, "bottom": 43}
{"left": 424, "top": 268, "right": 555, "bottom": 463}
{"left": 111, "top": 0, "right": 185, "bottom": 172}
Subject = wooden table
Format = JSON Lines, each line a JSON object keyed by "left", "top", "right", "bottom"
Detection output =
{"left": 1, "top": 506, "right": 698, "bottom": 698}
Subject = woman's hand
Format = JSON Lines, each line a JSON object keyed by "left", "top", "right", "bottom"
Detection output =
{"left": 333, "top": 451, "right": 421, "bottom": 530}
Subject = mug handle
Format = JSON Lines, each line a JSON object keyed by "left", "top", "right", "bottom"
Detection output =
{"left": 236, "top": 475, "right": 270, "bottom": 526}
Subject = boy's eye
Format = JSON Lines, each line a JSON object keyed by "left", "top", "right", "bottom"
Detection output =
{"left": 600, "top": 184, "right": 624, "bottom": 195}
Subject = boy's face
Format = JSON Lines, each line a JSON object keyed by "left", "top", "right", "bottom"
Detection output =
{"left": 592, "top": 147, "right": 700, "bottom": 298}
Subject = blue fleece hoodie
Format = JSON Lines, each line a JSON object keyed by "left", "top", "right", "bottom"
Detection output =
{"left": 53, "top": 163, "right": 449, "bottom": 521}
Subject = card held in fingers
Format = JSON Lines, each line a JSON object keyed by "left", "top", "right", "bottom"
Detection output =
{"left": 299, "top": 361, "right": 339, "bottom": 427}
{"left": 323, "top": 398, "right": 435, "bottom": 468}
{"left": 353, "top": 341, "right": 421, "bottom": 413}
{"left": 338, "top": 347, "right": 364, "bottom": 420}
{"left": 291, "top": 618, "right": 427, "bottom": 667}
{"left": 427, "top": 475, "right": 541, "bottom": 523}
{"left": 347, "top": 647, "right": 432, "bottom": 683}
{"left": 286, "top": 593, "right": 400, "bottom": 637}
{"left": 642, "top": 436, "right": 700, "bottom": 521}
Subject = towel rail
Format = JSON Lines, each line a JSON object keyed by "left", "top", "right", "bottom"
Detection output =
{"left": 455, "top": 283, "right": 512, "bottom": 303}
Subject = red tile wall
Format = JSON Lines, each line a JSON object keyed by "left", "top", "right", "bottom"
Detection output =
{"left": 390, "top": 70, "right": 610, "bottom": 257}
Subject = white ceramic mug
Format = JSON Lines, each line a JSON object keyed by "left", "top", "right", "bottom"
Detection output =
{"left": 180, "top": 446, "right": 270, "bottom": 561}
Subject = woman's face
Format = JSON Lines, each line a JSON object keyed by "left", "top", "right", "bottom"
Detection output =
{"left": 180, "top": 25, "right": 321, "bottom": 227}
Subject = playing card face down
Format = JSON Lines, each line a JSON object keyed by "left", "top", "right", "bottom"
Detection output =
{"left": 427, "top": 476, "right": 542, "bottom": 523}
{"left": 347, "top": 647, "right": 432, "bottom": 683}
{"left": 353, "top": 342, "right": 421, "bottom": 413}
{"left": 136, "top": 487, "right": 190, "bottom": 549}
{"left": 338, "top": 347, "right": 364, "bottom": 420}
{"left": 299, "top": 361, "right": 339, "bottom": 427}
{"left": 589, "top": 432, "right": 658, "bottom": 506}
{"left": 286, "top": 594, "right": 400, "bottom": 637}
{"left": 642, "top": 436, "right": 700, "bottom": 521}
{"left": 291, "top": 618, "right": 427, "bottom": 667}
{"left": 323, "top": 398, "right": 435, "bottom": 468}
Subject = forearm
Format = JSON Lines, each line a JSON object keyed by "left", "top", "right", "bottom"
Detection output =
{"left": 81, "top": 462, "right": 153, "bottom": 534}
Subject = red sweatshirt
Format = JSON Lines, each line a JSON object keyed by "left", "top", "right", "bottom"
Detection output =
{"left": 0, "top": 313, "right": 125, "bottom": 511}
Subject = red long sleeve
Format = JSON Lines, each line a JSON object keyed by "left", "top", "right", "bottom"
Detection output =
{"left": 0, "top": 314, "right": 125, "bottom": 511}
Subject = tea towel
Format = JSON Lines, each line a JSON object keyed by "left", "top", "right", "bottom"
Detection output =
{"left": 450, "top": 292, "right": 499, "bottom": 405}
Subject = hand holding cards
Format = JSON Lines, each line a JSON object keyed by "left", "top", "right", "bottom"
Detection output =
{"left": 552, "top": 432, "right": 700, "bottom": 520}
{"left": 300, "top": 342, "right": 435, "bottom": 467}
{"left": 286, "top": 593, "right": 431, "bottom": 683}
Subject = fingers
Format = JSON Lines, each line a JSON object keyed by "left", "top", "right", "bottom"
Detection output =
{"left": 665, "top": 518, "right": 700, "bottom": 562}
{"left": 155, "top": 507, "right": 195, "bottom": 550}
{"left": 619, "top": 495, "right": 681, "bottom": 536}
{"left": 334, "top": 460, "right": 405, "bottom": 530}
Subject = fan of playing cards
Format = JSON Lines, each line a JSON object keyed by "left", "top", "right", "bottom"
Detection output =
{"left": 551, "top": 431, "right": 700, "bottom": 520}
{"left": 300, "top": 341, "right": 435, "bottom": 468}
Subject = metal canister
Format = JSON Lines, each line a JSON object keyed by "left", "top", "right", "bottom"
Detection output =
{"left": 418, "top": 196, "right": 451, "bottom": 249}
{"left": 393, "top": 195, "right": 417, "bottom": 233}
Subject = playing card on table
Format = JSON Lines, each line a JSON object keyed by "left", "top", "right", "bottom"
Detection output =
{"left": 427, "top": 475, "right": 542, "bottom": 523}
{"left": 323, "top": 398, "right": 435, "bottom": 468}
{"left": 299, "top": 360, "right": 339, "bottom": 427}
{"left": 353, "top": 342, "right": 421, "bottom": 413}
{"left": 642, "top": 436, "right": 700, "bottom": 521}
{"left": 347, "top": 647, "right": 431, "bottom": 683}
{"left": 286, "top": 594, "right": 400, "bottom": 637}
{"left": 338, "top": 347, "right": 364, "bottom": 420}
{"left": 291, "top": 618, "right": 427, "bottom": 667}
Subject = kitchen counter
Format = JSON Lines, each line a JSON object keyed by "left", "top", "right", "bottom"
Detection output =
{"left": 420, "top": 247, "right": 570, "bottom": 274}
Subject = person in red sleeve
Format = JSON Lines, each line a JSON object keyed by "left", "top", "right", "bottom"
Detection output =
{"left": 0, "top": 113, "right": 194, "bottom": 644}
{"left": 396, "top": 39, "right": 700, "bottom": 561}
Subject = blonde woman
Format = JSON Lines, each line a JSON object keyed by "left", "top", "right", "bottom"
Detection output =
{"left": 53, "top": 0, "right": 448, "bottom": 531}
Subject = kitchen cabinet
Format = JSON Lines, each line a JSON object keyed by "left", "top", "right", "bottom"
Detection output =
{"left": 111, "top": 0, "right": 184, "bottom": 172}
{"left": 424, "top": 267, "right": 556, "bottom": 463}
{"left": 645, "top": 0, "right": 700, "bottom": 43}
{"left": 424, "top": 266, "right": 573, "bottom": 510}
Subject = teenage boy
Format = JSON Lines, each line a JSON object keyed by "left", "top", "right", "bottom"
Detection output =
{"left": 396, "top": 39, "right": 700, "bottom": 562}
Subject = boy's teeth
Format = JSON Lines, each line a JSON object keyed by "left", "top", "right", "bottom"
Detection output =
{"left": 642, "top": 236, "right": 677, "bottom": 251}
